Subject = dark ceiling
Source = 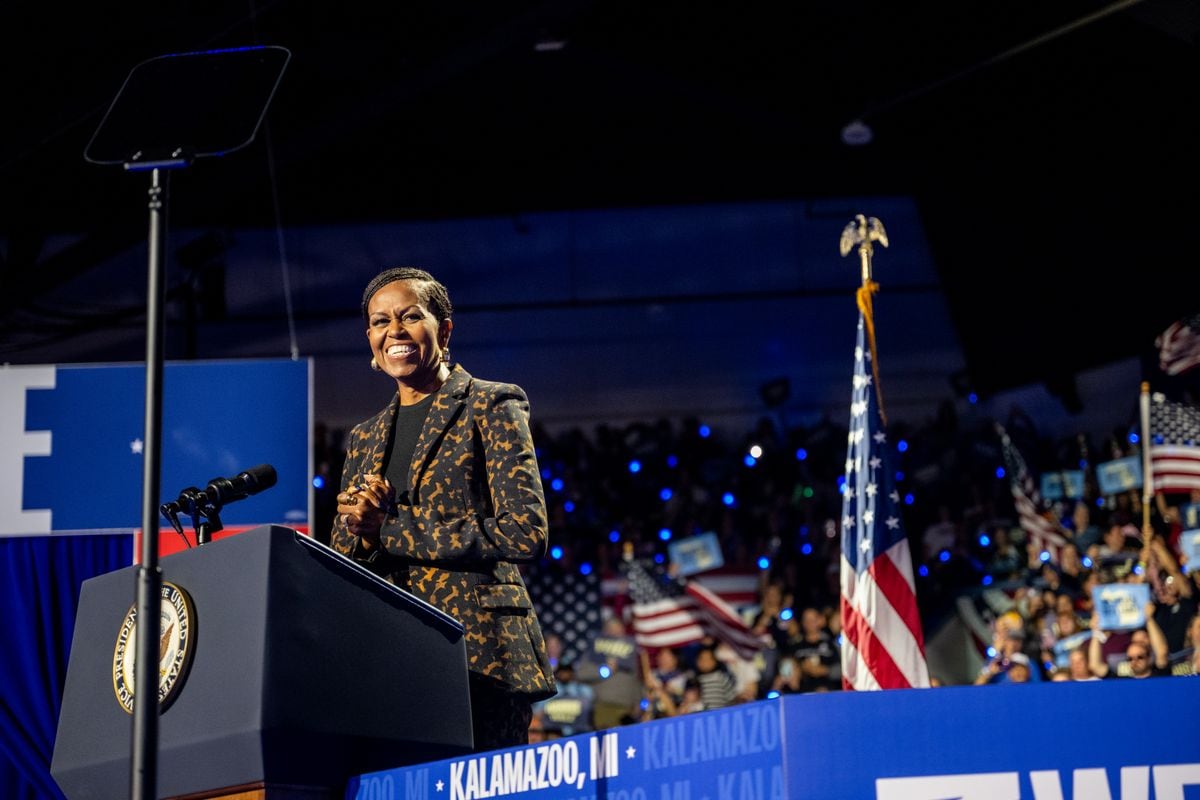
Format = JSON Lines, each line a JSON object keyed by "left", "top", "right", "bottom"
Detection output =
{"left": 1, "top": 1, "right": 1197, "bottom": 399}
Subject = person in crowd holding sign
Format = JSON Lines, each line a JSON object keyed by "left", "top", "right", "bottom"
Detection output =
{"left": 332, "top": 267, "right": 555, "bottom": 751}
{"left": 1088, "top": 603, "right": 1170, "bottom": 679}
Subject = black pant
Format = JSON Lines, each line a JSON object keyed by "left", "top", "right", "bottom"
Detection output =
{"left": 469, "top": 675, "right": 534, "bottom": 752}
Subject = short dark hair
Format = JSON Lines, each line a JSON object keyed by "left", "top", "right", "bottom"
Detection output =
{"left": 361, "top": 267, "right": 453, "bottom": 323}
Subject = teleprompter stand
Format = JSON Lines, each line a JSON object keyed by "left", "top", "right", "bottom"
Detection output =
{"left": 83, "top": 46, "right": 290, "bottom": 800}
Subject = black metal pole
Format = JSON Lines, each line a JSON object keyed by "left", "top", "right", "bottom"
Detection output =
{"left": 131, "top": 167, "right": 168, "bottom": 800}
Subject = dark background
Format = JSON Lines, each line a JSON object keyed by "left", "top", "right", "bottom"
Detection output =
{"left": 2, "top": 0, "right": 1197, "bottom": 409}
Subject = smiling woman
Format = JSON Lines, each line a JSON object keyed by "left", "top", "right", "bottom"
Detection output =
{"left": 330, "top": 266, "right": 556, "bottom": 752}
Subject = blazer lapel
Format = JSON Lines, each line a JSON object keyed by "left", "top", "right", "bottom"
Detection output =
{"left": 409, "top": 365, "right": 472, "bottom": 502}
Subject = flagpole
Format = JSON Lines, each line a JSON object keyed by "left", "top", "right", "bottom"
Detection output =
{"left": 1140, "top": 381, "right": 1153, "bottom": 541}
{"left": 840, "top": 214, "right": 889, "bottom": 424}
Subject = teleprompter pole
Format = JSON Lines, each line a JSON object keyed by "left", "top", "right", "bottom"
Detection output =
{"left": 131, "top": 167, "right": 168, "bottom": 800}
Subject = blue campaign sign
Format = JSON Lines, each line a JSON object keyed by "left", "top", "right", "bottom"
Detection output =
{"left": 1093, "top": 583, "right": 1151, "bottom": 631}
{"left": 1041, "top": 472, "right": 1064, "bottom": 501}
{"left": 1096, "top": 456, "right": 1143, "bottom": 496}
{"left": 1181, "top": 529, "right": 1200, "bottom": 574}
{"left": 349, "top": 682, "right": 1200, "bottom": 800}
{"left": 668, "top": 531, "right": 725, "bottom": 576}
{"left": 1182, "top": 503, "right": 1200, "bottom": 531}
{"left": 2, "top": 359, "right": 310, "bottom": 536}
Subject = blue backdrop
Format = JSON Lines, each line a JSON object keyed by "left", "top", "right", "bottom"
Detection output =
{"left": 0, "top": 534, "right": 131, "bottom": 800}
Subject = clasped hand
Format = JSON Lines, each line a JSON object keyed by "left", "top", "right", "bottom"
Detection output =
{"left": 337, "top": 476, "right": 396, "bottom": 548}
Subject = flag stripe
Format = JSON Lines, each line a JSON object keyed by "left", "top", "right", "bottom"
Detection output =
{"left": 1157, "top": 316, "right": 1200, "bottom": 377}
{"left": 843, "top": 558, "right": 928, "bottom": 687}
{"left": 626, "top": 558, "right": 767, "bottom": 660}
{"left": 839, "top": 637, "right": 881, "bottom": 691}
{"left": 869, "top": 543, "right": 925, "bottom": 654}
{"left": 841, "top": 594, "right": 912, "bottom": 690}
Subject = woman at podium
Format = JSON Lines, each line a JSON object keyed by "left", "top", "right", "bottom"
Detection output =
{"left": 332, "top": 267, "right": 556, "bottom": 750}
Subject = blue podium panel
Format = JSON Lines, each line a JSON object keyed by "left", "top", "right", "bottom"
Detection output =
{"left": 351, "top": 680, "right": 1200, "bottom": 800}
{"left": 2, "top": 358, "right": 310, "bottom": 536}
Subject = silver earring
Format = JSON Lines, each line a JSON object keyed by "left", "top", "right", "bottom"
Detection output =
{"left": 370, "top": 358, "right": 381, "bottom": 371}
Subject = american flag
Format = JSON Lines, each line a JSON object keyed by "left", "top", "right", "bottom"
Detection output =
{"left": 1156, "top": 313, "right": 1200, "bottom": 377}
{"left": 1148, "top": 392, "right": 1200, "bottom": 493}
{"left": 624, "top": 558, "right": 766, "bottom": 660}
{"left": 839, "top": 317, "right": 929, "bottom": 690}
{"left": 997, "top": 424, "right": 1070, "bottom": 564}
{"left": 524, "top": 567, "right": 603, "bottom": 667}
{"left": 602, "top": 567, "right": 759, "bottom": 615}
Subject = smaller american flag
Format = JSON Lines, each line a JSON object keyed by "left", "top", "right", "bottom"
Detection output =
{"left": 1156, "top": 314, "right": 1200, "bottom": 377}
{"left": 625, "top": 558, "right": 766, "bottom": 660}
{"left": 997, "top": 424, "right": 1070, "bottom": 564}
{"left": 840, "top": 317, "right": 929, "bottom": 690}
{"left": 1149, "top": 393, "right": 1200, "bottom": 493}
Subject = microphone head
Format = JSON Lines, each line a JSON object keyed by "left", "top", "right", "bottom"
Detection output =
{"left": 241, "top": 463, "right": 277, "bottom": 492}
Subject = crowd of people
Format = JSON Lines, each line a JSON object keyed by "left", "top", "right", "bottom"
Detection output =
{"left": 314, "top": 390, "right": 1200, "bottom": 739}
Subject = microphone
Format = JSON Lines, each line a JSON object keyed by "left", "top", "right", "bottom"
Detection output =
{"left": 203, "top": 463, "right": 277, "bottom": 509}
{"left": 161, "top": 464, "right": 278, "bottom": 519}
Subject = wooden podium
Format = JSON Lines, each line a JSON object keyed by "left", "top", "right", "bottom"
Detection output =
{"left": 51, "top": 526, "right": 473, "bottom": 800}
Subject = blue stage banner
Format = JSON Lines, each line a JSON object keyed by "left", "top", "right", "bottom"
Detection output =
{"left": 349, "top": 701, "right": 785, "bottom": 800}
{"left": 1, "top": 359, "right": 311, "bottom": 536}
{"left": 348, "top": 681, "right": 1200, "bottom": 800}
{"left": 780, "top": 681, "right": 1200, "bottom": 799}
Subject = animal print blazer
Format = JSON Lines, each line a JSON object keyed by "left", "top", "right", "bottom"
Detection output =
{"left": 331, "top": 365, "right": 556, "bottom": 700}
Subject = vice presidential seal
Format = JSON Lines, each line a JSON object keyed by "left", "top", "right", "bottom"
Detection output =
{"left": 112, "top": 581, "right": 196, "bottom": 714}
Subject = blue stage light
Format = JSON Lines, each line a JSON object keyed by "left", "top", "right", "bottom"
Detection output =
{"left": 757, "top": 556, "right": 770, "bottom": 570}
{"left": 658, "top": 528, "right": 672, "bottom": 541}
{"left": 628, "top": 460, "right": 641, "bottom": 473}
{"left": 550, "top": 546, "right": 563, "bottom": 560}
{"left": 312, "top": 475, "right": 325, "bottom": 489}
{"left": 659, "top": 488, "right": 673, "bottom": 501}
{"left": 795, "top": 448, "right": 808, "bottom": 461}
{"left": 609, "top": 530, "right": 621, "bottom": 543}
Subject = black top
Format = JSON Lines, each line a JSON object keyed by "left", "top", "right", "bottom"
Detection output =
{"left": 384, "top": 392, "right": 437, "bottom": 505}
